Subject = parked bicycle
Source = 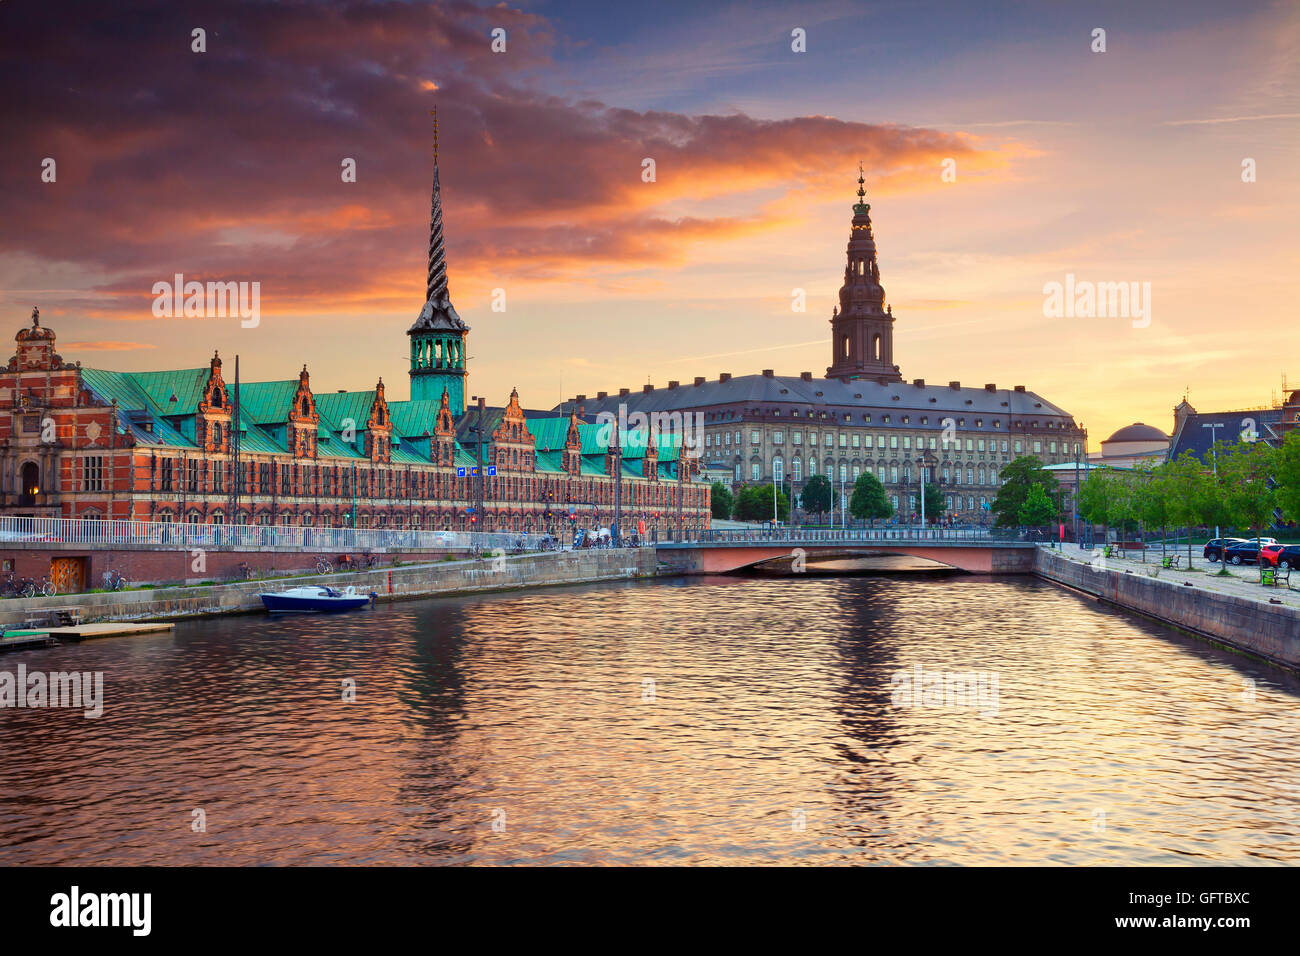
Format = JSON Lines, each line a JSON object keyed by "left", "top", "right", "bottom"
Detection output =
{"left": 232, "top": 561, "right": 254, "bottom": 581}
{"left": 21, "top": 575, "right": 56, "bottom": 598}
{"left": 314, "top": 555, "right": 333, "bottom": 574}
{"left": 102, "top": 569, "right": 128, "bottom": 591}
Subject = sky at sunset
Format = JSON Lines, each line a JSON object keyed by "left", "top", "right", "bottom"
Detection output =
{"left": 2, "top": 0, "right": 1297, "bottom": 447}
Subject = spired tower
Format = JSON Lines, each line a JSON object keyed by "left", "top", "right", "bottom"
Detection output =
{"left": 408, "top": 108, "right": 469, "bottom": 414}
{"left": 826, "top": 166, "right": 902, "bottom": 382}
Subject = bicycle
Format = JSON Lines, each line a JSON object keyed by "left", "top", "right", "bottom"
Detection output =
{"left": 232, "top": 561, "right": 254, "bottom": 581}
{"left": 21, "top": 576, "right": 56, "bottom": 598}
{"left": 103, "top": 569, "right": 128, "bottom": 591}
{"left": 314, "top": 555, "right": 333, "bottom": 574}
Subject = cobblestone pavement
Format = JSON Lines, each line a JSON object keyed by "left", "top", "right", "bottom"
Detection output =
{"left": 1045, "top": 544, "right": 1300, "bottom": 610}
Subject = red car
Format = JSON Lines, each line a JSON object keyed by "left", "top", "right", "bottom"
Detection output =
{"left": 1260, "top": 544, "right": 1286, "bottom": 567}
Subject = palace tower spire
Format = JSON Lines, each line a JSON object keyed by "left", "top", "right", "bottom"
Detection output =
{"left": 408, "top": 106, "right": 470, "bottom": 414}
{"left": 826, "top": 165, "right": 902, "bottom": 382}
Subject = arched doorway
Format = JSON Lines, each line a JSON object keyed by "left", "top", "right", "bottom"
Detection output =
{"left": 19, "top": 461, "right": 39, "bottom": 506}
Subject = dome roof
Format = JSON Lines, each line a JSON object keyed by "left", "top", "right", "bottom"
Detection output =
{"left": 1104, "top": 422, "right": 1167, "bottom": 444}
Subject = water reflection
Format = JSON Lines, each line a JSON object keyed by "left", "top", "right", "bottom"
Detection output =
{"left": 0, "top": 575, "right": 1297, "bottom": 865}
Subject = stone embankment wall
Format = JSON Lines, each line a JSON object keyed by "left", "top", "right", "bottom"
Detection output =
{"left": 0, "top": 548, "right": 657, "bottom": 629}
{"left": 1034, "top": 547, "right": 1300, "bottom": 669}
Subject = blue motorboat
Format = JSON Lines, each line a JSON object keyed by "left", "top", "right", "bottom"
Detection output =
{"left": 259, "top": 585, "right": 375, "bottom": 614}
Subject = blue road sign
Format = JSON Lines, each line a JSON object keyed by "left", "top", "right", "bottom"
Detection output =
{"left": 487, "top": 465, "right": 497, "bottom": 476}
{"left": 456, "top": 467, "right": 466, "bottom": 477}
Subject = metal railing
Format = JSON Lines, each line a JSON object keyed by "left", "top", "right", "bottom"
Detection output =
{"left": 0, "top": 515, "right": 561, "bottom": 554}
{"left": 661, "top": 526, "right": 1036, "bottom": 546}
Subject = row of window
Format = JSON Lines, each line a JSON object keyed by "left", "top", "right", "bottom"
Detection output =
{"left": 77, "top": 454, "right": 706, "bottom": 510}
{"left": 709, "top": 431, "right": 1077, "bottom": 456}
{"left": 747, "top": 460, "right": 1003, "bottom": 486}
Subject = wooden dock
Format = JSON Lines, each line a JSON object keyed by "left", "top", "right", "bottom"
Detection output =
{"left": 0, "top": 630, "right": 57, "bottom": 651}
{"left": 45, "top": 622, "right": 175, "bottom": 641}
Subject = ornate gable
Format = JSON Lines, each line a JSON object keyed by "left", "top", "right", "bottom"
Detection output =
{"left": 562, "top": 406, "right": 583, "bottom": 475}
{"left": 288, "top": 365, "right": 319, "bottom": 459}
{"left": 365, "top": 377, "right": 392, "bottom": 463}
{"left": 492, "top": 387, "right": 534, "bottom": 471}
{"left": 196, "top": 350, "right": 232, "bottom": 454}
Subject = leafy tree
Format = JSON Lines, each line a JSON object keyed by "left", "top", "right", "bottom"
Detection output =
{"left": 921, "top": 482, "right": 945, "bottom": 520}
{"left": 1078, "top": 467, "right": 1115, "bottom": 543}
{"left": 799, "top": 474, "right": 832, "bottom": 520}
{"left": 991, "top": 456, "right": 1057, "bottom": 528}
{"left": 1018, "top": 483, "right": 1056, "bottom": 527}
{"left": 1273, "top": 432, "right": 1300, "bottom": 524}
{"left": 1134, "top": 464, "right": 1173, "bottom": 560}
{"left": 709, "top": 481, "right": 733, "bottom": 520}
{"left": 1161, "top": 452, "right": 1208, "bottom": 568}
{"left": 1193, "top": 443, "right": 1236, "bottom": 562}
{"left": 733, "top": 484, "right": 789, "bottom": 523}
{"left": 849, "top": 471, "right": 893, "bottom": 524}
{"left": 1220, "top": 439, "right": 1276, "bottom": 560}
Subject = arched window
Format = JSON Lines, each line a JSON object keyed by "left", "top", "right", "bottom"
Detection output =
{"left": 872, "top": 334, "right": 882, "bottom": 360}
{"left": 19, "top": 462, "right": 39, "bottom": 504}
{"left": 301, "top": 397, "right": 309, "bottom": 416}
{"left": 842, "top": 335, "right": 850, "bottom": 359}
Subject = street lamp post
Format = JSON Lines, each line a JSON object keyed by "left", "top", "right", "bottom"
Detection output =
{"left": 1202, "top": 422, "right": 1226, "bottom": 564}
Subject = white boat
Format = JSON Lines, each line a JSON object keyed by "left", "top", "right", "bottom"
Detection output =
{"left": 260, "top": 585, "right": 374, "bottom": 614}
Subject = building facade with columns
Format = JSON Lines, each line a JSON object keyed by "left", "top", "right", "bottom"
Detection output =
{"left": 571, "top": 171, "right": 1087, "bottom": 524}
{"left": 0, "top": 135, "right": 710, "bottom": 536}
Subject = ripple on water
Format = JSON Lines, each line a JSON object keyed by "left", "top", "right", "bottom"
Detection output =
{"left": 0, "top": 575, "right": 1298, "bottom": 865}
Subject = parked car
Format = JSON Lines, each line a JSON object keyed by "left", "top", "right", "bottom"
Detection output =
{"left": 1203, "top": 537, "right": 1247, "bottom": 561}
{"left": 1267, "top": 544, "right": 1300, "bottom": 570}
{"left": 1224, "top": 541, "right": 1263, "bottom": 565}
{"left": 1259, "top": 544, "right": 1287, "bottom": 567}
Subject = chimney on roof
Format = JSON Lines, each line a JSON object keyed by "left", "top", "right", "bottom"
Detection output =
{"left": 1014, "top": 385, "right": 1026, "bottom": 393}
{"left": 693, "top": 376, "right": 705, "bottom": 386}
{"left": 576, "top": 394, "right": 586, "bottom": 402}
{"left": 913, "top": 378, "right": 925, "bottom": 387}
{"left": 619, "top": 387, "right": 630, "bottom": 397}
{"left": 668, "top": 380, "right": 679, "bottom": 389}
{"left": 643, "top": 384, "right": 654, "bottom": 393}
{"left": 762, "top": 369, "right": 774, "bottom": 378}
{"left": 719, "top": 373, "right": 732, "bottom": 383}
{"left": 800, "top": 371, "right": 812, "bottom": 382}
{"left": 597, "top": 391, "right": 607, "bottom": 400}
{"left": 985, "top": 383, "right": 996, "bottom": 391}
{"left": 948, "top": 381, "right": 960, "bottom": 389}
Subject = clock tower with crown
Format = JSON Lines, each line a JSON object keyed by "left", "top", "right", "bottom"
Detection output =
{"left": 826, "top": 166, "right": 902, "bottom": 382}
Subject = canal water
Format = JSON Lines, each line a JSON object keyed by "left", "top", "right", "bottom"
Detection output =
{"left": 1, "top": 575, "right": 1298, "bottom": 865}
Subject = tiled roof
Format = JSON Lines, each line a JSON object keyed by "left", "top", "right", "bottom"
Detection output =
{"left": 1168, "top": 408, "right": 1284, "bottom": 461}
{"left": 569, "top": 373, "right": 1076, "bottom": 427}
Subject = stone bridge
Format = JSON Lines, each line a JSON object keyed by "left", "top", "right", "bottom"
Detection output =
{"left": 656, "top": 532, "right": 1038, "bottom": 575}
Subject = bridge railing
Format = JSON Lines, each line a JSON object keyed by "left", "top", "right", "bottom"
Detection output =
{"left": 0, "top": 515, "right": 566, "bottom": 554}
{"left": 662, "top": 527, "right": 1040, "bottom": 545}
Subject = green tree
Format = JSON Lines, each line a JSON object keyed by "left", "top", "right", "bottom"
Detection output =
{"left": 733, "top": 484, "right": 789, "bottom": 523}
{"left": 1193, "top": 443, "right": 1236, "bottom": 565}
{"left": 849, "top": 471, "right": 893, "bottom": 524}
{"left": 991, "top": 456, "right": 1057, "bottom": 528}
{"left": 1162, "top": 452, "right": 1208, "bottom": 568}
{"left": 1274, "top": 432, "right": 1300, "bottom": 523}
{"left": 709, "top": 481, "right": 733, "bottom": 520}
{"left": 1134, "top": 463, "right": 1173, "bottom": 561}
{"left": 1220, "top": 439, "right": 1277, "bottom": 562}
{"left": 1077, "top": 467, "right": 1115, "bottom": 544}
{"left": 799, "top": 474, "right": 832, "bottom": 521}
{"left": 921, "top": 482, "right": 945, "bottom": 520}
{"left": 1018, "top": 483, "right": 1056, "bottom": 528}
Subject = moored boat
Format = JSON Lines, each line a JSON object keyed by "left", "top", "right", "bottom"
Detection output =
{"left": 259, "top": 586, "right": 374, "bottom": 614}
